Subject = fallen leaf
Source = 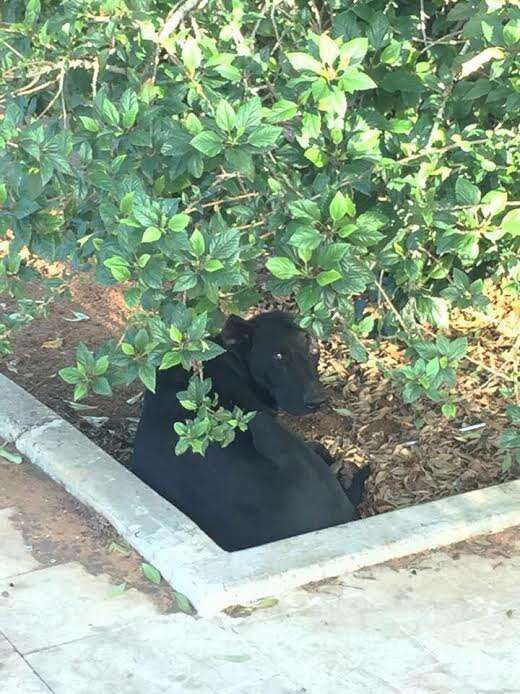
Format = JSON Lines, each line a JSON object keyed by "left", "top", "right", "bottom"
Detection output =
{"left": 255, "top": 596, "right": 278, "bottom": 610}
{"left": 0, "top": 447, "right": 23, "bottom": 465}
{"left": 63, "top": 311, "right": 90, "bottom": 322}
{"left": 41, "top": 337, "right": 63, "bottom": 349}
{"left": 107, "top": 582, "right": 126, "bottom": 598}
{"left": 141, "top": 562, "right": 161, "bottom": 584}
{"left": 107, "top": 541, "right": 131, "bottom": 557}
{"left": 219, "top": 655, "right": 251, "bottom": 663}
{"left": 173, "top": 590, "right": 193, "bottom": 614}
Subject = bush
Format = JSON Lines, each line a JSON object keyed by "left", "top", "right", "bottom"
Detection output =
{"left": 1, "top": 0, "right": 519, "bottom": 455}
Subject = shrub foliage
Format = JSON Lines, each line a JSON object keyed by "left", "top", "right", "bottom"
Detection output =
{"left": 1, "top": 0, "right": 519, "bottom": 455}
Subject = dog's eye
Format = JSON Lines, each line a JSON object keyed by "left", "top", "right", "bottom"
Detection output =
{"left": 273, "top": 352, "right": 283, "bottom": 361}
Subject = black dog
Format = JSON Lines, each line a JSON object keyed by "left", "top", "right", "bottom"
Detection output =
{"left": 133, "top": 312, "right": 369, "bottom": 551}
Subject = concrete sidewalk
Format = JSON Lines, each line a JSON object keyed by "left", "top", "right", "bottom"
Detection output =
{"left": 1, "top": 457, "right": 519, "bottom": 694}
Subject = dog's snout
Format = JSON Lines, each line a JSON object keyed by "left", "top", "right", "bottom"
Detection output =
{"left": 304, "top": 389, "right": 327, "bottom": 412}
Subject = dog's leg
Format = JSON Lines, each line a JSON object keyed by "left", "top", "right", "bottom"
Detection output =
{"left": 343, "top": 465, "right": 371, "bottom": 507}
{"left": 306, "top": 440, "right": 335, "bottom": 467}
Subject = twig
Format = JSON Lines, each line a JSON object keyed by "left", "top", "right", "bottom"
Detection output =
{"left": 38, "top": 65, "right": 65, "bottom": 121}
{"left": 152, "top": 0, "right": 203, "bottom": 83}
{"left": 15, "top": 76, "right": 58, "bottom": 97}
{"left": 393, "top": 139, "right": 489, "bottom": 166}
{"left": 1, "top": 39, "right": 24, "bottom": 60}
{"left": 185, "top": 191, "right": 260, "bottom": 214}
{"left": 416, "top": 30, "right": 463, "bottom": 57}
{"left": 59, "top": 68, "right": 67, "bottom": 127}
{"left": 419, "top": 0, "right": 429, "bottom": 48}
{"left": 91, "top": 57, "right": 99, "bottom": 98}
{"left": 373, "top": 277, "right": 411, "bottom": 335}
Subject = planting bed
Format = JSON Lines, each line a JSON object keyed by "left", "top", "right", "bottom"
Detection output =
{"left": 1, "top": 274, "right": 517, "bottom": 516}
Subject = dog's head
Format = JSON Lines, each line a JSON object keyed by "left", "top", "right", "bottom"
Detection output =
{"left": 221, "top": 312, "right": 327, "bottom": 415}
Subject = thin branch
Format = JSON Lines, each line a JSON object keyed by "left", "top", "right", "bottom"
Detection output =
{"left": 91, "top": 57, "right": 99, "bottom": 98}
{"left": 373, "top": 277, "right": 414, "bottom": 335}
{"left": 152, "top": 0, "right": 204, "bottom": 83}
{"left": 1, "top": 39, "right": 24, "bottom": 60}
{"left": 419, "top": 0, "right": 429, "bottom": 48}
{"left": 38, "top": 65, "right": 65, "bottom": 121}
{"left": 185, "top": 191, "right": 260, "bottom": 214}
{"left": 393, "top": 139, "right": 489, "bottom": 166}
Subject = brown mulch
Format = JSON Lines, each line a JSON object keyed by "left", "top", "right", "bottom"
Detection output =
{"left": 1, "top": 269, "right": 518, "bottom": 518}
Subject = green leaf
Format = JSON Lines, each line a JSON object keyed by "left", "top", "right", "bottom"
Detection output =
{"left": 100, "top": 97, "right": 119, "bottom": 128}
{"left": 92, "top": 356, "right": 109, "bottom": 376}
{"left": 121, "top": 342, "right": 135, "bottom": 356}
{"left": 425, "top": 357, "right": 440, "bottom": 380}
{"left": 59, "top": 367, "right": 83, "bottom": 384}
{"left": 191, "top": 131, "right": 224, "bottom": 157}
{"left": 139, "top": 363, "right": 157, "bottom": 393}
{"left": 190, "top": 229, "right": 205, "bottom": 256}
{"left": 340, "top": 37, "right": 368, "bottom": 66}
{"left": 304, "top": 146, "right": 327, "bottom": 168}
{"left": 319, "top": 34, "right": 340, "bottom": 65}
{"left": 235, "top": 99, "right": 263, "bottom": 131}
{"left": 74, "top": 383, "right": 88, "bottom": 401}
{"left": 92, "top": 377, "right": 112, "bottom": 396}
{"left": 504, "top": 19, "right": 520, "bottom": 45}
{"left": 0, "top": 447, "right": 23, "bottom": 464}
{"left": 121, "top": 89, "right": 138, "bottom": 129}
{"left": 380, "top": 40, "right": 401, "bottom": 64}
{"left": 168, "top": 213, "right": 190, "bottom": 232}
{"left": 288, "top": 199, "right": 321, "bottom": 221}
{"left": 481, "top": 190, "right": 507, "bottom": 218}
{"left": 266, "top": 99, "right": 298, "bottom": 123}
{"left": 79, "top": 116, "right": 99, "bottom": 132}
{"left": 173, "top": 272, "right": 198, "bottom": 292}
{"left": 501, "top": 209, "right": 520, "bottom": 237}
{"left": 455, "top": 178, "right": 481, "bottom": 205}
{"left": 104, "top": 256, "right": 131, "bottom": 282}
{"left": 219, "top": 654, "right": 251, "bottom": 663}
{"left": 107, "top": 582, "right": 126, "bottom": 599}
{"left": 142, "top": 226, "right": 162, "bottom": 243}
{"left": 441, "top": 403, "right": 457, "bottom": 418}
{"left": 120, "top": 192, "right": 134, "bottom": 216}
{"left": 287, "top": 53, "right": 323, "bottom": 73}
{"left": 340, "top": 67, "right": 377, "bottom": 93}
{"left": 173, "top": 590, "right": 192, "bottom": 614}
{"left": 225, "top": 148, "right": 254, "bottom": 174}
{"left": 329, "top": 191, "right": 355, "bottom": 221}
{"left": 448, "top": 337, "right": 468, "bottom": 361}
{"left": 204, "top": 258, "right": 224, "bottom": 272}
{"left": 247, "top": 125, "right": 282, "bottom": 148}
{"left": 24, "top": 0, "right": 41, "bottom": 24}
{"left": 367, "top": 12, "right": 390, "bottom": 49}
{"left": 381, "top": 70, "right": 424, "bottom": 93}
{"left": 289, "top": 227, "right": 322, "bottom": 250}
{"left": 266, "top": 257, "right": 301, "bottom": 279}
{"left": 160, "top": 351, "right": 181, "bottom": 370}
{"left": 347, "top": 129, "right": 380, "bottom": 154}
{"left": 141, "top": 562, "right": 162, "bottom": 584}
{"left": 182, "top": 37, "right": 202, "bottom": 73}
{"left": 215, "top": 100, "right": 236, "bottom": 132}
{"left": 429, "top": 297, "right": 450, "bottom": 330}
{"left": 0, "top": 183, "right": 6, "bottom": 205}
{"left": 316, "top": 269, "right": 341, "bottom": 286}
{"left": 402, "top": 382, "right": 422, "bottom": 404}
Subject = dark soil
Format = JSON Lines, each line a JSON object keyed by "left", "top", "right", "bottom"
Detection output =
{"left": 1, "top": 272, "right": 518, "bottom": 517}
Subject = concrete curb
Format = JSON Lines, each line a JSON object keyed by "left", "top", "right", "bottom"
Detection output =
{"left": 1, "top": 373, "right": 519, "bottom": 616}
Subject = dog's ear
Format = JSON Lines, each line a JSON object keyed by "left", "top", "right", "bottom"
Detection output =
{"left": 220, "top": 315, "right": 253, "bottom": 347}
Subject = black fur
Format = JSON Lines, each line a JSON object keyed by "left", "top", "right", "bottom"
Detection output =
{"left": 132, "top": 312, "right": 369, "bottom": 551}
